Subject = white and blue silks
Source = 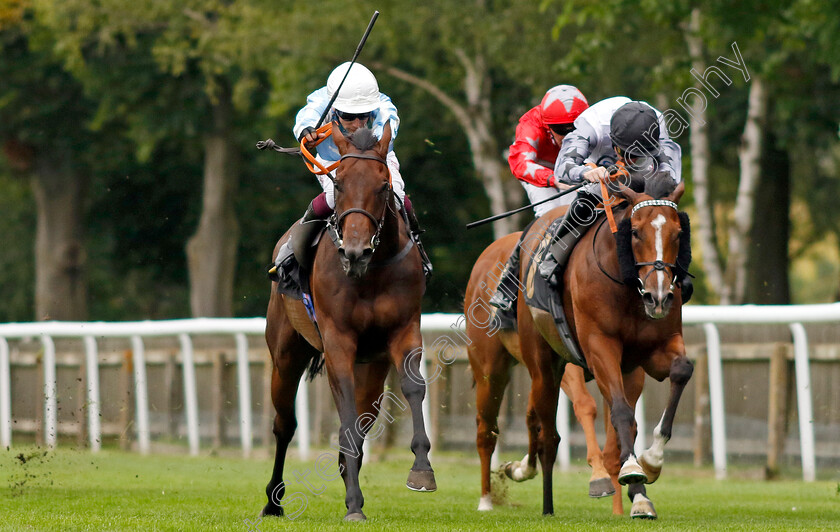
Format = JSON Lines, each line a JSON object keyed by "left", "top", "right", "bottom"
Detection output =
{"left": 293, "top": 87, "right": 405, "bottom": 209}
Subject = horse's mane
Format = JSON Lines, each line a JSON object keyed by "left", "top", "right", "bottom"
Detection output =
{"left": 347, "top": 127, "right": 378, "bottom": 152}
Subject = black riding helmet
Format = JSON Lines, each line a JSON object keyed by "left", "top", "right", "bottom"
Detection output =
{"left": 609, "top": 101, "right": 660, "bottom": 157}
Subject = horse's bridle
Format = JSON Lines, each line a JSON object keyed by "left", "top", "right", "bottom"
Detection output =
{"left": 629, "top": 199, "right": 679, "bottom": 297}
{"left": 327, "top": 152, "right": 391, "bottom": 252}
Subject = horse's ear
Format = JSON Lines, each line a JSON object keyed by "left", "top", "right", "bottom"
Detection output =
{"left": 332, "top": 121, "right": 349, "bottom": 155}
{"left": 668, "top": 181, "right": 686, "bottom": 204}
{"left": 375, "top": 121, "right": 392, "bottom": 160}
{"left": 611, "top": 181, "right": 640, "bottom": 203}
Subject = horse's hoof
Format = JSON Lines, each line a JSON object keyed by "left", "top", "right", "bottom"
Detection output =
{"left": 344, "top": 511, "right": 367, "bottom": 522}
{"left": 639, "top": 451, "right": 662, "bottom": 484}
{"left": 588, "top": 477, "right": 615, "bottom": 498}
{"left": 406, "top": 469, "right": 437, "bottom": 492}
{"left": 259, "top": 504, "right": 283, "bottom": 518}
{"left": 501, "top": 461, "right": 515, "bottom": 479}
{"left": 630, "top": 494, "right": 657, "bottom": 519}
{"left": 618, "top": 456, "right": 647, "bottom": 485}
{"left": 477, "top": 494, "right": 493, "bottom": 511}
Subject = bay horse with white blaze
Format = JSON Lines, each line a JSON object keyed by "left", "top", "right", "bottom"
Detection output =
{"left": 261, "top": 123, "right": 435, "bottom": 522}
{"left": 465, "top": 175, "right": 692, "bottom": 519}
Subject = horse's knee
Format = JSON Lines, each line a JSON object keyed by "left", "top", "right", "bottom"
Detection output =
{"left": 670, "top": 356, "right": 693, "bottom": 386}
{"left": 572, "top": 394, "right": 597, "bottom": 423}
{"left": 272, "top": 414, "right": 297, "bottom": 440}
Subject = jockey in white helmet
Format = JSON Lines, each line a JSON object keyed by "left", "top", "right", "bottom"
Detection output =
{"left": 270, "top": 62, "right": 432, "bottom": 287}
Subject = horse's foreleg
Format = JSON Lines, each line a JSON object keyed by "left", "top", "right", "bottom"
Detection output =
{"left": 586, "top": 334, "right": 644, "bottom": 486}
{"left": 390, "top": 323, "right": 436, "bottom": 492}
{"left": 560, "top": 365, "right": 612, "bottom": 498}
{"left": 352, "top": 360, "right": 392, "bottom": 472}
{"left": 323, "top": 335, "right": 367, "bottom": 521}
{"left": 261, "top": 348, "right": 311, "bottom": 518}
{"left": 470, "top": 346, "right": 512, "bottom": 510}
{"left": 640, "top": 349, "right": 693, "bottom": 484}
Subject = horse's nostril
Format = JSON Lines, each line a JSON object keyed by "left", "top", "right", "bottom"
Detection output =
{"left": 642, "top": 292, "right": 655, "bottom": 306}
{"left": 664, "top": 292, "right": 674, "bottom": 305}
{"left": 362, "top": 248, "right": 374, "bottom": 257}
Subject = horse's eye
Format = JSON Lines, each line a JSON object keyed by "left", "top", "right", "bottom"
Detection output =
{"left": 334, "top": 182, "right": 344, "bottom": 193}
{"left": 379, "top": 183, "right": 389, "bottom": 194}
{"left": 631, "top": 228, "right": 640, "bottom": 239}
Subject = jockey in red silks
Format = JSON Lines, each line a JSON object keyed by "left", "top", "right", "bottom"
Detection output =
{"left": 269, "top": 62, "right": 432, "bottom": 286}
{"left": 489, "top": 85, "right": 589, "bottom": 311}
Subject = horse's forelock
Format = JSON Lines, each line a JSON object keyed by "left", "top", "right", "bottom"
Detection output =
{"left": 643, "top": 171, "right": 677, "bottom": 200}
{"left": 347, "top": 128, "right": 378, "bottom": 152}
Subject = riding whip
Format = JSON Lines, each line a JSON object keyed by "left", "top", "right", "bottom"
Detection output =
{"left": 315, "top": 11, "right": 380, "bottom": 129}
{"left": 256, "top": 11, "right": 380, "bottom": 154}
{"left": 466, "top": 183, "right": 585, "bottom": 229}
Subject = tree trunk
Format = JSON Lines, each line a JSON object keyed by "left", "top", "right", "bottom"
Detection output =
{"left": 186, "top": 85, "right": 240, "bottom": 317}
{"left": 685, "top": 8, "right": 726, "bottom": 302}
{"left": 724, "top": 76, "right": 767, "bottom": 304}
{"left": 31, "top": 151, "right": 88, "bottom": 321}
{"left": 746, "top": 127, "right": 790, "bottom": 304}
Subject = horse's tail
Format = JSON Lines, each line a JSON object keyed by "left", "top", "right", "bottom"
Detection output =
{"left": 305, "top": 352, "right": 326, "bottom": 381}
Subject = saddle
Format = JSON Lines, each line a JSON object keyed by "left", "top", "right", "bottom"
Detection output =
{"left": 520, "top": 212, "right": 603, "bottom": 371}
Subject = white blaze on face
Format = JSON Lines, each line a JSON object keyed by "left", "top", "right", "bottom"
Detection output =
{"left": 651, "top": 214, "right": 667, "bottom": 295}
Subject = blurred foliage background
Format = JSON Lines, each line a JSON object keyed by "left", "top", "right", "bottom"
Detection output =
{"left": 1, "top": 0, "right": 839, "bottom": 321}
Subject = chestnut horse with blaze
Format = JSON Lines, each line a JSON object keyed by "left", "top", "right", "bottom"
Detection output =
{"left": 261, "top": 123, "right": 435, "bottom": 522}
{"left": 465, "top": 177, "right": 692, "bottom": 519}
{"left": 466, "top": 233, "right": 613, "bottom": 513}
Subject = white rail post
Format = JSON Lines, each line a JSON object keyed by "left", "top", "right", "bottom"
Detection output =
{"left": 179, "top": 334, "right": 200, "bottom": 456}
{"left": 634, "top": 393, "right": 646, "bottom": 456}
{"left": 295, "top": 377, "right": 310, "bottom": 461}
{"left": 234, "top": 333, "right": 253, "bottom": 458}
{"left": 41, "top": 335, "right": 57, "bottom": 448}
{"left": 130, "top": 336, "right": 150, "bottom": 454}
{"left": 0, "top": 338, "right": 11, "bottom": 448}
{"left": 703, "top": 323, "right": 727, "bottom": 479}
{"left": 789, "top": 323, "right": 816, "bottom": 482}
{"left": 557, "top": 392, "right": 570, "bottom": 471}
{"left": 83, "top": 336, "right": 101, "bottom": 452}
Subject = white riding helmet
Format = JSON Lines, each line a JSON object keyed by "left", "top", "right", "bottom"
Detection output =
{"left": 327, "top": 62, "right": 381, "bottom": 114}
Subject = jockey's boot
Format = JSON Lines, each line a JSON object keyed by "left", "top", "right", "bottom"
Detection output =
{"left": 268, "top": 200, "right": 327, "bottom": 283}
{"left": 489, "top": 247, "right": 520, "bottom": 312}
{"left": 406, "top": 208, "right": 433, "bottom": 281}
{"left": 538, "top": 189, "right": 601, "bottom": 288}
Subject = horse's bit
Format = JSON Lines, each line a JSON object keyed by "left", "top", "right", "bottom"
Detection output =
{"left": 327, "top": 153, "right": 391, "bottom": 252}
{"left": 630, "top": 199, "right": 679, "bottom": 297}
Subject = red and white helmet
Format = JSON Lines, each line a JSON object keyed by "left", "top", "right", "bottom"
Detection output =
{"left": 327, "top": 62, "right": 381, "bottom": 114}
{"left": 540, "top": 85, "right": 588, "bottom": 126}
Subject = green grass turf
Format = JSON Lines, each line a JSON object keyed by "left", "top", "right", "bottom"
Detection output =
{"left": 1, "top": 446, "right": 839, "bottom": 531}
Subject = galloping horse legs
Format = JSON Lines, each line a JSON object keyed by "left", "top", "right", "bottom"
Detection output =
{"left": 586, "top": 334, "right": 645, "bottom": 485}
{"left": 390, "top": 323, "right": 436, "bottom": 491}
{"left": 639, "top": 348, "right": 693, "bottom": 483}
{"left": 560, "top": 364, "right": 613, "bottom": 497}
{"left": 351, "top": 360, "right": 393, "bottom": 472}
{"left": 529, "top": 361, "right": 563, "bottom": 516}
{"left": 322, "top": 333, "right": 368, "bottom": 521}
{"left": 261, "top": 334, "right": 316, "bottom": 518}
{"left": 470, "top": 344, "right": 513, "bottom": 510}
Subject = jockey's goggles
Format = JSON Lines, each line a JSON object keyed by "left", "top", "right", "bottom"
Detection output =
{"left": 335, "top": 110, "right": 372, "bottom": 122}
{"left": 548, "top": 123, "right": 575, "bottom": 136}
